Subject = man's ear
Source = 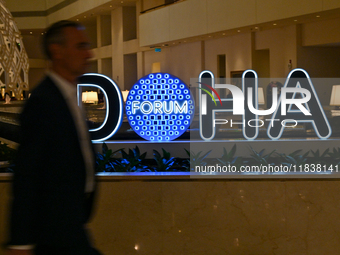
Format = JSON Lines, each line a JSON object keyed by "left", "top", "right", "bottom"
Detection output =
{"left": 49, "top": 43, "right": 63, "bottom": 60}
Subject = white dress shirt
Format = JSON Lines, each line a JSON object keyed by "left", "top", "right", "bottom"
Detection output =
{"left": 48, "top": 71, "right": 95, "bottom": 193}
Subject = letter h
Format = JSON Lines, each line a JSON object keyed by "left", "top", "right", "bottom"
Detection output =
{"left": 199, "top": 70, "right": 259, "bottom": 141}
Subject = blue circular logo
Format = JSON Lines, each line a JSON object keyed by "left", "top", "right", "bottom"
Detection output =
{"left": 125, "top": 73, "right": 194, "bottom": 141}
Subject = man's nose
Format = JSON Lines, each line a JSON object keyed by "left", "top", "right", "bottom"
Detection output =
{"left": 86, "top": 49, "right": 93, "bottom": 59}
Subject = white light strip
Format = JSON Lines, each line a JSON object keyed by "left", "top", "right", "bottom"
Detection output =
{"left": 77, "top": 84, "right": 109, "bottom": 132}
{"left": 78, "top": 73, "right": 124, "bottom": 142}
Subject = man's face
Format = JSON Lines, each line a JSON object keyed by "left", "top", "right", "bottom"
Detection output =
{"left": 59, "top": 26, "right": 92, "bottom": 79}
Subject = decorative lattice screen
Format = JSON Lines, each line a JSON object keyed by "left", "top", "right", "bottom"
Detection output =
{"left": 0, "top": 0, "right": 29, "bottom": 99}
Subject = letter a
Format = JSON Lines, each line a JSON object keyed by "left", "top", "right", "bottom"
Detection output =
{"left": 267, "top": 69, "right": 331, "bottom": 140}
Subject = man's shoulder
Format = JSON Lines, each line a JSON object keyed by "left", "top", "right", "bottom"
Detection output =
{"left": 32, "top": 76, "right": 59, "bottom": 96}
{"left": 22, "top": 76, "right": 65, "bottom": 116}
{"left": 27, "top": 76, "right": 66, "bottom": 107}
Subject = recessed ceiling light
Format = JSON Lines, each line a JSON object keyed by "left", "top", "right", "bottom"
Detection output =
{"left": 30, "top": 32, "right": 32, "bottom": 34}
{"left": 273, "top": 23, "right": 277, "bottom": 25}
{"left": 316, "top": 15, "right": 320, "bottom": 18}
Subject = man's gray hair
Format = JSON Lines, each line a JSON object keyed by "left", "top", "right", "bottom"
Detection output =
{"left": 43, "top": 20, "right": 84, "bottom": 59}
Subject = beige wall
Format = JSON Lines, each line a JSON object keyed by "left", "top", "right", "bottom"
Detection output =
{"left": 45, "top": 0, "right": 64, "bottom": 9}
{"left": 6, "top": 0, "right": 340, "bottom": 96}
{"left": 28, "top": 68, "right": 46, "bottom": 90}
{"left": 45, "top": 0, "right": 111, "bottom": 25}
{"left": 6, "top": 0, "right": 81, "bottom": 12}
{"left": 205, "top": 33, "right": 252, "bottom": 78}
{"left": 6, "top": 0, "right": 46, "bottom": 12}
{"left": 296, "top": 27, "right": 340, "bottom": 104}
{"left": 142, "top": 0, "right": 164, "bottom": 11}
{"left": 111, "top": 8, "right": 125, "bottom": 90}
{"left": 302, "top": 17, "right": 340, "bottom": 46}
{"left": 123, "top": 7, "right": 137, "bottom": 41}
{"left": 206, "top": 0, "right": 257, "bottom": 33}
{"left": 144, "top": 41, "right": 202, "bottom": 84}
{"left": 139, "top": 0, "right": 340, "bottom": 47}
{"left": 324, "top": 0, "right": 340, "bottom": 9}
{"left": 256, "top": 0, "right": 322, "bottom": 23}
{"left": 297, "top": 45, "right": 340, "bottom": 79}
{"left": 124, "top": 54, "right": 137, "bottom": 90}
{"left": 139, "top": 6, "right": 170, "bottom": 46}
{"left": 256, "top": 26, "right": 298, "bottom": 78}
{"left": 99, "top": 15, "right": 112, "bottom": 47}
{"left": 22, "top": 35, "right": 45, "bottom": 60}
{"left": 10, "top": 17, "right": 48, "bottom": 30}
{"left": 101, "top": 58, "right": 113, "bottom": 78}
{"left": 84, "top": 20, "right": 98, "bottom": 49}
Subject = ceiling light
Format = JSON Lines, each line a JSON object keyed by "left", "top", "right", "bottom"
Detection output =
{"left": 316, "top": 15, "right": 320, "bottom": 18}
{"left": 273, "top": 23, "right": 277, "bottom": 25}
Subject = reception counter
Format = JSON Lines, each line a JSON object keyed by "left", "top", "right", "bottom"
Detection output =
{"left": 2, "top": 172, "right": 340, "bottom": 254}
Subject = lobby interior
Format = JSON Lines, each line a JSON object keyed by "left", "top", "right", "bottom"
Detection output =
{"left": 2, "top": 0, "right": 340, "bottom": 254}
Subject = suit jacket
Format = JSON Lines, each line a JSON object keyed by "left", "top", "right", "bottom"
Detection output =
{"left": 8, "top": 76, "right": 96, "bottom": 247}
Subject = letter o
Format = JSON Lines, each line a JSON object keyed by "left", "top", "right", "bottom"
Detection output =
{"left": 281, "top": 119, "right": 297, "bottom": 127}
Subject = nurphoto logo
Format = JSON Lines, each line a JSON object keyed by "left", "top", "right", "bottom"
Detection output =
{"left": 197, "top": 68, "right": 331, "bottom": 141}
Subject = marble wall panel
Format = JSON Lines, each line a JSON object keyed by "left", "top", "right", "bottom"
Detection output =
{"left": 2, "top": 177, "right": 340, "bottom": 254}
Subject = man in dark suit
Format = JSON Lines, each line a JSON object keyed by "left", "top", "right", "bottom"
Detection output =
{"left": 6, "top": 20, "right": 101, "bottom": 255}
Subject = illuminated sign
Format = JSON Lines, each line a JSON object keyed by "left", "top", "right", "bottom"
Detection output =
{"left": 125, "top": 73, "right": 194, "bottom": 141}
{"left": 77, "top": 70, "right": 331, "bottom": 142}
{"left": 78, "top": 73, "right": 123, "bottom": 142}
{"left": 199, "top": 68, "right": 332, "bottom": 141}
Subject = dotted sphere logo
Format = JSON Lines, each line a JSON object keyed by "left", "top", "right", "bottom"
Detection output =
{"left": 125, "top": 73, "right": 194, "bottom": 141}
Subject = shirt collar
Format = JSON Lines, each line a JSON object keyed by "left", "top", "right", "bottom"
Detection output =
{"left": 47, "top": 70, "right": 77, "bottom": 100}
